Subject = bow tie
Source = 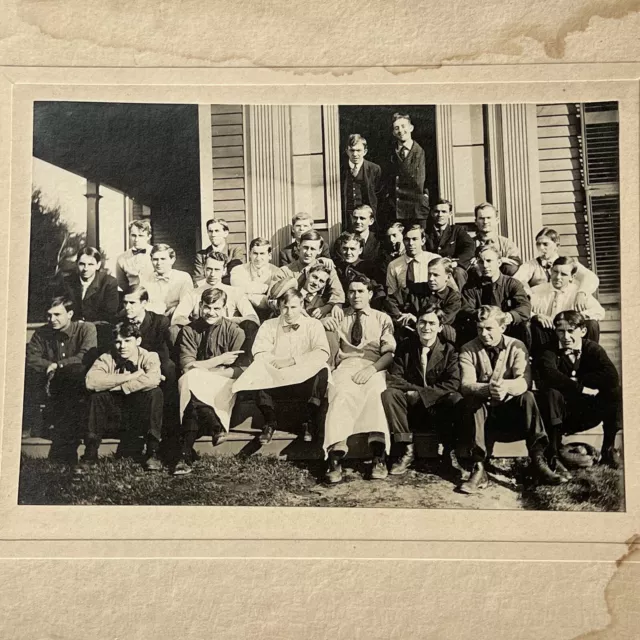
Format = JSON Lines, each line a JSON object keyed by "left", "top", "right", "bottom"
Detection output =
{"left": 283, "top": 323, "right": 300, "bottom": 333}
{"left": 115, "top": 358, "right": 138, "bottom": 374}
{"left": 538, "top": 257, "right": 553, "bottom": 269}
{"left": 155, "top": 274, "right": 171, "bottom": 283}
{"left": 132, "top": 248, "right": 147, "bottom": 255}
{"left": 563, "top": 349, "right": 580, "bottom": 356}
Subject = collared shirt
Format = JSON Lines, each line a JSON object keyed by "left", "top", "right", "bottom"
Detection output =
{"left": 273, "top": 259, "right": 345, "bottom": 306}
{"left": 229, "top": 262, "right": 279, "bottom": 295}
{"left": 26, "top": 321, "right": 98, "bottom": 373}
{"left": 141, "top": 269, "right": 194, "bottom": 318}
{"left": 358, "top": 229, "right": 370, "bottom": 246}
{"left": 79, "top": 275, "right": 95, "bottom": 300}
{"left": 348, "top": 160, "right": 363, "bottom": 176}
{"left": 171, "top": 281, "right": 258, "bottom": 327}
{"left": 386, "top": 250, "right": 440, "bottom": 296}
{"left": 396, "top": 140, "right": 414, "bottom": 158}
{"left": 86, "top": 347, "right": 161, "bottom": 395}
{"left": 336, "top": 307, "right": 396, "bottom": 365}
{"left": 530, "top": 282, "right": 605, "bottom": 320}
{"left": 474, "top": 234, "right": 521, "bottom": 261}
{"left": 514, "top": 257, "right": 600, "bottom": 294}
{"left": 115, "top": 246, "right": 154, "bottom": 290}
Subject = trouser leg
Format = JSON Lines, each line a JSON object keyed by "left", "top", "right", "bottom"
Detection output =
{"left": 505, "top": 321, "right": 532, "bottom": 351}
{"left": 536, "top": 387, "right": 566, "bottom": 459}
{"left": 530, "top": 320, "right": 555, "bottom": 357}
{"left": 452, "top": 266, "right": 468, "bottom": 292}
{"left": 87, "top": 391, "right": 121, "bottom": 450}
{"left": 381, "top": 388, "right": 413, "bottom": 443}
{"left": 460, "top": 397, "right": 489, "bottom": 462}
{"left": 431, "top": 392, "right": 464, "bottom": 453}
{"left": 494, "top": 391, "right": 549, "bottom": 456}
{"left": 122, "top": 387, "right": 164, "bottom": 452}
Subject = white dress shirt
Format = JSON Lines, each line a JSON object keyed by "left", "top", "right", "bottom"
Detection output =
{"left": 386, "top": 251, "right": 439, "bottom": 296}
{"left": 530, "top": 282, "right": 605, "bottom": 320}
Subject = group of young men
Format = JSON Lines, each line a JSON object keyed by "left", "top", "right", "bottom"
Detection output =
{"left": 24, "top": 114, "right": 622, "bottom": 494}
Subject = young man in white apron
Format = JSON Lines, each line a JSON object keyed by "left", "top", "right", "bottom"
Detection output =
{"left": 173, "top": 287, "right": 247, "bottom": 476}
{"left": 322, "top": 273, "right": 396, "bottom": 483}
{"left": 233, "top": 288, "right": 331, "bottom": 445}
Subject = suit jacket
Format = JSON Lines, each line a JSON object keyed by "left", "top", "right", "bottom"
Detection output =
{"left": 137, "top": 310, "right": 172, "bottom": 364}
{"left": 387, "top": 335, "right": 460, "bottom": 409}
{"left": 536, "top": 339, "right": 619, "bottom": 396}
{"left": 424, "top": 223, "right": 475, "bottom": 269}
{"left": 341, "top": 159, "right": 383, "bottom": 218}
{"left": 461, "top": 274, "right": 531, "bottom": 324}
{"left": 331, "top": 232, "right": 382, "bottom": 264}
{"left": 386, "top": 140, "right": 428, "bottom": 219}
{"left": 278, "top": 240, "right": 332, "bottom": 266}
{"left": 335, "top": 259, "right": 386, "bottom": 309}
{"left": 193, "top": 244, "right": 246, "bottom": 285}
{"left": 58, "top": 270, "right": 119, "bottom": 325}
{"left": 385, "top": 283, "right": 461, "bottom": 325}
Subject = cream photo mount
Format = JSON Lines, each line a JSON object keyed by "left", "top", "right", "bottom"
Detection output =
{"left": 0, "top": 65, "right": 638, "bottom": 559}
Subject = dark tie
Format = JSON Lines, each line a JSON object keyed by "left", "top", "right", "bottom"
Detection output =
{"left": 283, "top": 323, "right": 300, "bottom": 333}
{"left": 538, "top": 257, "right": 552, "bottom": 280}
{"left": 486, "top": 347, "right": 500, "bottom": 369}
{"left": 132, "top": 248, "right": 146, "bottom": 256}
{"left": 399, "top": 147, "right": 408, "bottom": 160}
{"left": 406, "top": 260, "right": 416, "bottom": 285}
{"left": 116, "top": 358, "right": 138, "bottom": 374}
{"left": 481, "top": 282, "right": 494, "bottom": 306}
{"left": 351, "top": 311, "right": 364, "bottom": 346}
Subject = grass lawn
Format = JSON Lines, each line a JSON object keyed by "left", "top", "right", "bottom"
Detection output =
{"left": 18, "top": 454, "right": 624, "bottom": 511}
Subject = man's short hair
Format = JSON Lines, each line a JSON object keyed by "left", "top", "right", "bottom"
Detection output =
{"left": 552, "top": 256, "right": 578, "bottom": 275}
{"left": 291, "top": 212, "right": 314, "bottom": 226}
{"left": 77, "top": 246, "right": 102, "bottom": 264}
{"left": 428, "top": 256, "right": 454, "bottom": 275}
{"left": 392, "top": 112, "right": 412, "bottom": 126}
{"left": 150, "top": 243, "right": 175, "bottom": 259}
{"left": 352, "top": 204, "right": 374, "bottom": 221}
{"left": 201, "top": 287, "right": 228, "bottom": 306}
{"left": 205, "top": 251, "right": 229, "bottom": 267}
{"left": 554, "top": 310, "right": 586, "bottom": 329}
{"left": 306, "top": 263, "right": 332, "bottom": 279}
{"left": 48, "top": 295, "right": 74, "bottom": 313}
{"left": 114, "top": 321, "right": 142, "bottom": 340}
{"left": 434, "top": 198, "right": 453, "bottom": 212}
{"left": 249, "top": 237, "right": 272, "bottom": 252}
{"left": 129, "top": 220, "right": 152, "bottom": 236}
{"left": 346, "top": 133, "right": 367, "bottom": 150}
{"left": 338, "top": 231, "right": 365, "bottom": 250}
{"left": 476, "top": 305, "right": 508, "bottom": 326}
{"left": 476, "top": 244, "right": 500, "bottom": 260}
{"left": 474, "top": 202, "right": 497, "bottom": 218}
{"left": 123, "top": 285, "right": 149, "bottom": 303}
{"left": 348, "top": 272, "right": 374, "bottom": 292}
{"left": 417, "top": 303, "right": 446, "bottom": 325}
{"left": 299, "top": 229, "right": 324, "bottom": 246}
{"left": 536, "top": 226, "right": 560, "bottom": 245}
{"left": 206, "top": 218, "right": 229, "bottom": 232}
{"left": 386, "top": 222, "right": 404, "bottom": 234}
{"left": 404, "top": 223, "right": 426, "bottom": 241}
{"left": 278, "top": 288, "right": 304, "bottom": 305}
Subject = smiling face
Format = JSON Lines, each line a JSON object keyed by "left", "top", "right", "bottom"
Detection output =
{"left": 122, "top": 293, "right": 146, "bottom": 319}
{"left": 404, "top": 228, "right": 425, "bottom": 257}
{"left": 346, "top": 141, "right": 367, "bottom": 165}
{"left": 306, "top": 269, "right": 330, "bottom": 294}
{"left": 115, "top": 334, "right": 141, "bottom": 360}
{"left": 475, "top": 206, "right": 498, "bottom": 235}
{"left": 352, "top": 210, "right": 373, "bottom": 235}
{"left": 340, "top": 240, "right": 363, "bottom": 264}
{"left": 555, "top": 320, "right": 586, "bottom": 351}
{"left": 417, "top": 311, "right": 442, "bottom": 347}
{"left": 77, "top": 254, "right": 100, "bottom": 281}
{"left": 129, "top": 227, "right": 151, "bottom": 250}
{"left": 536, "top": 236, "right": 558, "bottom": 259}
{"left": 204, "top": 258, "right": 225, "bottom": 286}
{"left": 280, "top": 295, "right": 303, "bottom": 324}
{"left": 551, "top": 264, "right": 574, "bottom": 291}
{"left": 477, "top": 317, "right": 506, "bottom": 347}
{"left": 151, "top": 250, "right": 175, "bottom": 275}
{"left": 427, "top": 263, "right": 448, "bottom": 292}
{"left": 47, "top": 303, "right": 73, "bottom": 332}
{"left": 199, "top": 297, "right": 226, "bottom": 324}
{"left": 207, "top": 222, "right": 228, "bottom": 247}
{"left": 348, "top": 281, "right": 373, "bottom": 311}
{"left": 250, "top": 244, "right": 271, "bottom": 269}
{"left": 432, "top": 203, "right": 452, "bottom": 228}
{"left": 392, "top": 117, "right": 414, "bottom": 143}
{"left": 299, "top": 239, "right": 321, "bottom": 266}
{"left": 477, "top": 250, "right": 501, "bottom": 281}
{"left": 292, "top": 218, "right": 313, "bottom": 241}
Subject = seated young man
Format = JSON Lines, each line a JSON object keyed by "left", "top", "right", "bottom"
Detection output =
{"left": 458, "top": 306, "right": 563, "bottom": 494}
{"left": 386, "top": 256, "right": 461, "bottom": 343}
{"left": 471, "top": 202, "right": 522, "bottom": 276}
{"left": 381, "top": 305, "right": 463, "bottom": 476}
{"left": 233, "top": 288, "right": 330, "bottom": 445}
{"left": 141, "top": 243, "right": 194, "bottom": 320}
{"left": 115, "top": 220, "right": 155, "bottom": 291}
{"left": 267, "top": 264, "right": 334, "bottom": 319}
{"left": 229, "top": 237, "right": 279, "bottom": 314}
{"left": 381, "top": 222, "right": 405, "bottom": 274}
{"left": 193, "top": 217, "right": 246, "bottom": 285}
{"left": 458, "top": 246, "right": 531, "bottom": 348}
{"left": 322, "top": 274, "right": 396, "bottom": 483}
{"left": 279, "top": 212, "right": 331, "bottom": 266}
{"left": 173, "top": 288, "right": 247, "bottom": 476}
{"left": 530, "top": 256, "right": 604, "bottom": 353}
{"left": 82, "top": 322, "right": 163, "bottom": 473}
{"left": 331, "top": 205, "right": 381, "bottom": 263}
{"left": 25, "top": 295, "right": 97, "bottom": 462}
{"left": 535, "top": 311, "right": 622, "bottom": 470}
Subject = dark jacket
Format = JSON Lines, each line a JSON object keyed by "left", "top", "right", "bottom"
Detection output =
{"left": 536, "top": 339, "right": 619, "bottom": 396}
{"left": 386, "top": 335, "right": 460, "bottom": 409}
{"left": 278, "top": 240, "right": 332, "bottom": 267}
{"left": 386, "top": 140, "right": 428, "bottom": 220}
{"left": 335, "top": 259, "right": 386, "bottom": 309}
{"left": 424, "top": 223, "right": 475, "bottom": 269}
{"left": 26, "top": 321, "right": 98, "bottom": 373}
{"left": 331, "top": 233, "right": 382, "bottom": 264}
{"left": 58, "top": 270, "right": 119, "bottom": 325}
{"left": 385, "top": 283, "right": 461, "bottom": 325}
{"left": 137, "top": 311, "right": 172, "bottom": 364}
{"left": 461, "top": 274, "right": 531, "bottom": 324}
{"left": 341, "top": 159, "right": 383, "bottom": 219}
{"left": 193, "top": 244, "right": 246, "bottom": 285}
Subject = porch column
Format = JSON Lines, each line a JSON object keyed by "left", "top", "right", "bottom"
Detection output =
{"left": 486, "top": 104, "right": 542, "bottom": 261}
{"left": 435, "top": 105, "right": 456, "bottom": 205}
{"left": 322, "top": 105, "right": 343, "bottom": 245}
{"left": 246, "top": 105, "right": 294, "bottom": 254}
{"left": 198, "top": 105, "right": 214, "bottom": 250}
{"left": 85, "top": 180, "right": 101, "bottom": 248}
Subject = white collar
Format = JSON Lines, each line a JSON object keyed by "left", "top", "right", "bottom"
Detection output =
{"left": 80, "top": 274, "right": 96, "bottom": 289}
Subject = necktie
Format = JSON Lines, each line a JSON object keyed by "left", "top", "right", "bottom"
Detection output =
{"left": 132, "top": 248, "right": 146, "bottom": 256}
{"left": 481, "top": 282, "right": 494, "bottom": 306}
{"left": 550, "top": 290, "right": 561, "bottom": 315}
{"left": 420, "top": 347, "right": 430, "bottom": 383}
{"left": 399, "top": 146, "right": 408, "bottom": 160}
{"left": 486, "top": 346, "right": 501, "bottom": 369}
{"left": 351, "top": 164, "right": 360, "bottom": 177}
{"left": 406, "top": 259, "right": 416, "bottom": 285}
{"left": 351, "top": 311, "right": 364, "bottom": 346}
{"left": 283, "top": 323, "right": 300, "bottom": 333}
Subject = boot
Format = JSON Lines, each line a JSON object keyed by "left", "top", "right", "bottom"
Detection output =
{"left": 531, "top": 451, "right": 566, "bottom": 485}
{"left": 259, "top": 422, "right": 276, "bottom": 445}
{"left": 390, "top": 443, "right": 415, "bottom": 476}
{"left": 326, "top": 450, "right": 344, "bottom": 484}
{"left": 550, "top": 456, "right": 572, "bottom": 480}
{"left": 73, "top": 443, "right": 99, "bottom": 477}
{"left": 600, "top": 446, "right": 622, "bottom": 470}
{"left": 370, "top": 454, "right": 388, "bottom": 480}
{"left": 459, "top": 461, "right": 489, "bottom": 494}
{"left": 301, "top": 421, "right": 314, "bottom": 443}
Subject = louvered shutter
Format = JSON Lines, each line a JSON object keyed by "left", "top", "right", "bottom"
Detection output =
{"left": 579, "top": 102, "right": 620, "bottom": 298}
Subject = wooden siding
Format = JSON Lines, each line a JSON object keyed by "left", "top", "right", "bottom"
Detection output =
{"left": 211, "top": 105, "right": 247, "bottom": 251}
{"left": 536, "top": 103, "right": 591, "bottom": 266}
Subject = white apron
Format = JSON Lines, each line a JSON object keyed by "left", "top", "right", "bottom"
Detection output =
{"left": 232, "top": 358, "right": 329, "bottom": 393}
{"left": 178, "top": 368, "right": 237, "bottom": 432}
{"left": 323, "top": 357, "right": 390, "bottom": 457}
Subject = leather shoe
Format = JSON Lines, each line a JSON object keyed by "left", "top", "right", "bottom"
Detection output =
{"left": 301, "top": 422, "right": 313, "bottom": 443}
{"left": 326, "top": 451, "right": 344, "bottom": 484}
{"left": 173, "top": 459, "right": 193, "bottom": 476}
{"left": 390, "top": 443, "right": 415, "bottom": 476}
{"left": 459, "top": 462, "right": 489, "bottom": 494}
{"left": 212, "top": 430, "right": 227, "bottom": 446}
{"left": 144, "top": 453, "right": 162, "bottom": 472}
{"left": 370, "top": 457, "right": 388, "bottom": 480}
{"left": 259, "top": 422, "right": 276, "bottom": 445}
{"left": 531, "top": 452, "right": 566, "bottom": 485}
{"left": 550, "top": 456, "right": 572, "bottom": 480}
{"left": 600, "top": 446, "right": 622, "bottom": 470}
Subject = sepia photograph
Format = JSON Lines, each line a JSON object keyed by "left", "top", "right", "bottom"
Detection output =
{"left": 18, "top": 99, "right": 623, "bottom": 511}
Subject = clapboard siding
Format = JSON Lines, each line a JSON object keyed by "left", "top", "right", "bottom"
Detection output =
{"left": 536, "top": 104, "right": 590, "bottom": 267}
{"left": 210, "top": 105, "right": 247, "bottom": 252}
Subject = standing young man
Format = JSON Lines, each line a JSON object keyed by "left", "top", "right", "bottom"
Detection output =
{"left": 382, "top": 305, "right": 463, "bottom": 475}
{"left": 278, "top": 212, "right": 332, "bottom": 266}
{"left": 322, "top": 275, "right": 396, "bottom": 483}
{"left": 193, "top": 218, "right": 246, "bottom": 285}
{"left": 342, "top": 133, "right": 383, "bottom": 223}
{"left": 233, "top": 288, "right": 330, "bottom": 445}
{"left": 471, "top": 203, "right": 522, "bottom": 276}
{"left": 83, "top": 322, "right": 164, "bottom": 473}
{"left": 115, "top": 220, "right": 155, "bottom": 290}
{"left": 174, "top": 288, "right": 247, "bottom": 475}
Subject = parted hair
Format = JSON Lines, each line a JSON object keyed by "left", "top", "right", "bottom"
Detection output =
{"left": 123, "top": 285, "right": 149, "bottom": 303}
{"left": 386, "top": 221, "right": 404, "bottom": 234}
{"left": 206, "top": 218, "right": 229, "bottom": 232}
{"left": 434, "top": 198, "right": 453, "bottom": 212}
{"left": 205, "top": 251, "right": 229, "bottom": 267}
{"left": 278, "top": 288, "right": 304, "bottom": 305}
{"left": 475, "top": 244, "right": 500, "bottom": 260}
{"left": 347, "top": 272, "right": 374, "bottom": 292}
{"left": 554, "top": 310, "right": 586, "bottom": 329}
{"left": 346, "top": 133, "right": 367, "bottom": 150}
{"left": 392, "top": 112, "right": 413, "bottom": 126}
{"left": 113, "top": 321, "right": 142, "bottom": 340}
{"left": 249, "top": 237, "right": 272, "bottom": 252}
{"left": 77, "top": 246, "right": 102, "bottom": 263}
{"left": 536, "top": 227, "right": 561, "bottom": 244}
{"left": 417, "top": 303, "right": 446, "bottom": 325}
{"left": 404, "top": 223, "right": 426, "bottom": 241}
{"left": 200, "top": 287, "right": 228, "bottom": 306}
{"left": 428, "top": 256, "right": 454, "bottom": 275}
{"left": 338, "top": 231, "right": 365, "bottom": 249}
{"left": 552, "top": 256, "right": 578, "bottom": 275}
{"left": 474, "top": 202, "right": 497, "bottom": 218}
{"left": 291, "top": 211, "right": 314, "bottom": 226}
{"left": 128, "top": 219, "right": 152, "bottom": 236}
{"left": 306, "top": 263, "right": 332, "bottom": 278}
{"left": 475, "top": 305, "right": 509, "bottom": 326}
{"left": 48, "top": 295, "right": 74, "bottom": 313}
{"left": 299, "top": 229, "right": 325, "bottom": 247}
{"left": 352, "top": 204, "right": 374, "bottom": 220}
{"left": 150, "top": 243, "right": 175, "bottom": 259}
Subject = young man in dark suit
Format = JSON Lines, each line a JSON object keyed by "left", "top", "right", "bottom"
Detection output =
{"left": 381, "top": 305, "right": 463, "bottom": 475}
{"left": 342, "top": 134, "right": 383, "bottom": 225}
{"left": 385, "top": 112, "right": 428, "bottom": 225}
{"left": 193, "top": 218, "right": 246, "bottom": 285}
{"left": 424, "top": 199, "right": 475, "bottom": 290}
{"left": 331, "top": 205, "right": 382, "bottom": 264}
{"left": 278, "top": 212, "right": 332, "bottom": 266}
{"left": 535, "top": 310, "right": 622, "bottom": 470}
